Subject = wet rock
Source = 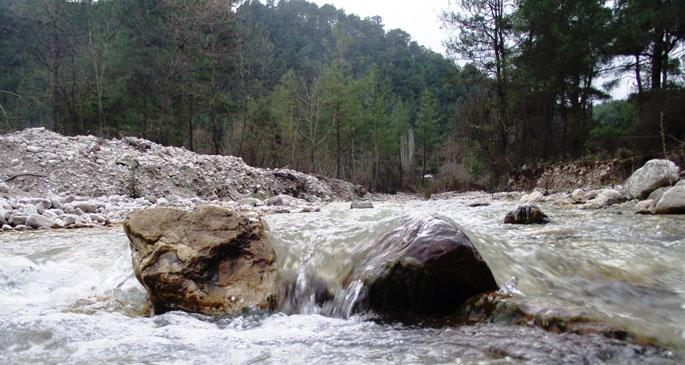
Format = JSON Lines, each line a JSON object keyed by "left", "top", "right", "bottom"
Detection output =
{"left": 654, "top": 181, "right": 685, "bottom": 214}
{"left": 124, "top": 206, "right": 278, "bottom": 315}
{"left": 624, "top": 159, "right": 680, "bottom": 199}
{"left": 26, "top": 214, "right": 56, "bottom": 229}
{"left": 586, "top": 188, "right": 626, "bottom": 208}
{"left": 635, "top": 199, "right": 656, "bottom": 214}
{"left": 504, "top": 204, "right": 550, "bottom": 224}
{"left": 467, "top": 202, "right": 490, "bottom": 207}
{"left": 0, "top": 182, "right": 9, "bottom": 193}
{"left": 13, "top": 224, "right": 28, "bottom": 230}
{"left": 351, "top": 201, "right": 374, "bottom": 209}
{"left": 1, "top": 224, "right": 12, "bottom": 231}
{"left": 347, "top": 216, "right": 498, "bottom": 314}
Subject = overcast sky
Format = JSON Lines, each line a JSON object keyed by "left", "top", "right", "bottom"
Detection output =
{"left": 309, "top": 0, "right": 449, "bottom": 55}
{"left": 307, "top": 0, "right": 631, "bottom": 99}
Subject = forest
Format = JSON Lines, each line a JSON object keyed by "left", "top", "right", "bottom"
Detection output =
{"left": 0, "top": 0, "right": 684, "bottom": 192}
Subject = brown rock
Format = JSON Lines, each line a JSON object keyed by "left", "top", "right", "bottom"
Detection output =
{"left": 124, "top": 205, "right": 278, "bottom": 315}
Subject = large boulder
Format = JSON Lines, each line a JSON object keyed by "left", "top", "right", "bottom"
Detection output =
{"left": 654, "top": 181, "right": 685, "bottom": 214}
{"left": 504, "top": 204, "right": 550, "bottom": 224}
{"left": 123, "top": 206, "right": 279, "bottom": 315}
{"left": 346, "top": 216, "right": 498, "bottom": 314}
{"left": 624, "top": 159, "right": 680, "bottom": 199}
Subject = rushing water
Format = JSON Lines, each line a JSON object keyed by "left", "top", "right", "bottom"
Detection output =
{"left": 1, "top": 193, "right": 684, "bottom": 364}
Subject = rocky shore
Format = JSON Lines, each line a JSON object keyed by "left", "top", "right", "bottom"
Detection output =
{"left": 0, "top": 128, "right": 365, "bottom": 231}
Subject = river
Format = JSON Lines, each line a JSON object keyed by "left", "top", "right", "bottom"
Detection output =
{"left": 1, "top": 193, "right": 683, "bottom": 364}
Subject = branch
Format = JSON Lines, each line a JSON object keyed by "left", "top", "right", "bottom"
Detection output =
{"left": 3, "top": 173, "right": 47, "bottom": 182}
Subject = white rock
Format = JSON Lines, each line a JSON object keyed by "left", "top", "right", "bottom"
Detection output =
{"left": 635, "top": 199, "right": 656, "bottom": 214}
{"left": 26, "top": 145, "right": 41, "bottom": 153}
{"left": 239, "top": 198, "right": 264, "bottom": 207}
{"left": 72, "top": 201, "right": 99, "bottom": 213}
{"left": 654, "top": 181, "right": 685, "bottom": 214}
{"left": 26, "top": 214, "right": 56, "bottom": 229}
{"left": 9, "top": 214, "right": 28, "bottom": 226}
{"left": 587, "top": 189, "right": 626, "bottom": 208}
{"left": 519, "top": 190, "right": 544, "bottom": 203}
{"left": 0, "top": 182, "right": 10, "bottom": 193}
{"left": 2, "top": 224, "right": 13, "bottom": 231}
{"left": 625, "top": 159, "right": 680, "bottom": 199}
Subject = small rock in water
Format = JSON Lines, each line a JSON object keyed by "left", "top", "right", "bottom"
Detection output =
{"left": 635, "top": 199, "right": 656, "bottom": 214}
{"left": 351, "top": 201, "right": 374, "bottom": 209}
{"left": 586, "top": 188, "right": 626, "bottom": 208}
{"left": 504, "top": 204, "right": 550, "bottom": 224}
{"left": 468, "top": 202, "right": 490, "bottom": 207}
{"left": 0, "top": 182, "right": 10, "bottom": 193}
{"left": 1, "top": 224, "right": 12, "bottom": 231}
{"left": 654, "top": 180, "right": 685, "bottom": 214}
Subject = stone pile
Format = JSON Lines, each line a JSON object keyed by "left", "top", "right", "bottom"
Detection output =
{"left": 0, "top": 128, "right": 363, "bottom": 202}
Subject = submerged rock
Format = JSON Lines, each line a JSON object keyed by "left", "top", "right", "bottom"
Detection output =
{"left": 654, "top": 181, "right": 685, "bottom": 214}
{"left": 124, "top": 206, "right": 278, "bottom": 315}
{"left": 347, "top": 216, "right": 498, "bottom": 314}
{"left": 351, "top": 201, "right": 374, "bottom": 209}
{"left": 624, "top": 159, "right": 680, "bottom": 199}
{"left": 504, "top": 204, "right": 550, "bottom": 224}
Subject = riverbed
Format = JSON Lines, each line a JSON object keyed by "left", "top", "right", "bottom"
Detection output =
{"left": 1, "top": 193, "right": 683, "bottom": 364}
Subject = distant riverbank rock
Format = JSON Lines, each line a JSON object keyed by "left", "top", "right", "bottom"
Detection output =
{"left": 519, "top": 190, "right": 545, "bottom": 203}
{"left": 504, "top": 204, "right": 550, "bottom": 224}
{"left": 351, "top": 201, "right": 374, "bottom": 209}
{"left": 624, "top": 159, "right": 680, "bottom": 199}
{"left": 124, "top": 206, "right": 278, "bottom": 315}
{"left": 347, "top": 216, "right": 498, "bottom": 314}
{"left": 654, "top": 181, "right": 685, "bottom": 214}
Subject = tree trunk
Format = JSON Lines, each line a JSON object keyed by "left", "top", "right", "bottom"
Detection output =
{"left": 187, "top": 94, "right": 194, "bottom": 151}
{"left": 651, "top": 30, "right": 664, "bottom": 89}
